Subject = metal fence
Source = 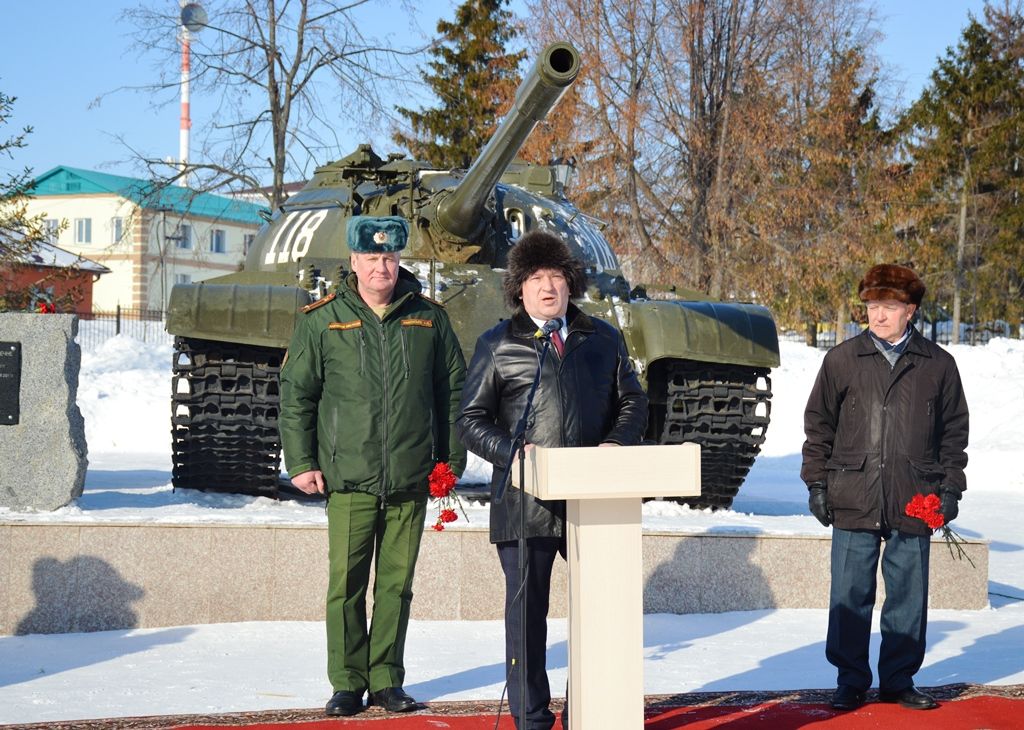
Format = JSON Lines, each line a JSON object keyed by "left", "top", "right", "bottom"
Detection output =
{"left": 75, "top": 308, "right": 174, "bottom": 352}
{"left": 69, "top": 308, "right": 1018, "bottom": 353}
{"left": 780, "top": 319, "right": 1021, "bottom": 349}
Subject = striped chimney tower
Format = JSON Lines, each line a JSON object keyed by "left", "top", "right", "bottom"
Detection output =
{"left": 179, "top": 2, "right": 207, "bottom": 188}
{"left": 179, "top": 27, "right": 191, "bottom": 186}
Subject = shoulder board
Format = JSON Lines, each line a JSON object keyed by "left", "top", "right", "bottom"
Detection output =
{"left": 417, "top": 292, "right": 446, "bottom": 308}
{"left": 300, "top": 292, "right": 336, "bottom": 313}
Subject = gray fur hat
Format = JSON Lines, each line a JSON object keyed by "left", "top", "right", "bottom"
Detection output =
{"left": 347, "top": 216, "right": 408, "bottom": 254}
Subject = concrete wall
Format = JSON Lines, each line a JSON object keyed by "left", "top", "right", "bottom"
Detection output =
{"left": 0, "top": 523, "right": 988, "bottom": 635}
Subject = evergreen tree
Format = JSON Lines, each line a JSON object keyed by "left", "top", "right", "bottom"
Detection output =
{"left": 981, "top": 1, "right": 1024, "bottom": 338}
{"left": 0, "top": 91, "right": 49, "bottom": 312}
{"left": 393, "top": 0, "right": 525, "bottom": 169}
{"left": 900, "top": 13, "right": 1024, "bottom": 340}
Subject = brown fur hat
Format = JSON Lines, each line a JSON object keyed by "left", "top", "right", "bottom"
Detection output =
{"left": 858, "top": 264, "right": 925, "bottom": 307}
{"left": 503, "top": 230, "right": 586, "bottom": 310}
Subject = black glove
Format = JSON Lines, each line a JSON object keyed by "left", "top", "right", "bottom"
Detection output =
{"left": 808, "top": 484, "right": 833, "bottom": 527}
{"left": 939, "top": 489, "right": 960, "bottom": 524}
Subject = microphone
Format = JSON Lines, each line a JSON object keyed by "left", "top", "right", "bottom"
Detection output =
{"left": 534, "top": 318, "right": 561, "bottom": 339}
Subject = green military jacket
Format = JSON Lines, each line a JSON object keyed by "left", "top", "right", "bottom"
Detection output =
{"left": 279, "top": 268, "right": 467, "bottom": 498}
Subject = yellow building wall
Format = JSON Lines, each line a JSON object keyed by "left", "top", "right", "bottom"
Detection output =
{"left": 25, "top": 193, "right": 258, "bottom": 311}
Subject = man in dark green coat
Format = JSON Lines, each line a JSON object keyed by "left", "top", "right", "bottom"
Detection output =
{"left": 279, "top": 215, "right": 466, "bottom": 717}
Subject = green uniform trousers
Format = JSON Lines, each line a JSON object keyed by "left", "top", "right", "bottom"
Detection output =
{"left": 326, "top": 490, "right": 427, "bottom": 693}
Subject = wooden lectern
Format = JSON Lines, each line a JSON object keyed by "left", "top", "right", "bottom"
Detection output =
{"left": 513, "top": 443, "right": 701, "bottom": 730}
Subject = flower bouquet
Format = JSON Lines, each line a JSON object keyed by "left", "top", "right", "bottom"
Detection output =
{"left": 429, "top": 462, "right": 467, "bottom": 531}
{"left": 904, "top": 493, "right": 975, "bottom": 568}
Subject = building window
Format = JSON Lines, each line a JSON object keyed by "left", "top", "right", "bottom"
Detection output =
{"left": 74, "top": 218, "right": 92, "bottom": 244}
{"left": 175, "top": 273, "right": 192, "bottom": 285}
{"left": 210, "top": 228, "right": 227, "bottom": 253}
{"left": 243, "top": 233, "right": 255, "bottom": 255}
{"left": 44, "top": 219, "right": 59, "bottom": 241}
{"left": 111, "top": 217, "right": 125, "bottom": 243}
{"left": 175, "top": 224, "right": 193, "bottom": 250}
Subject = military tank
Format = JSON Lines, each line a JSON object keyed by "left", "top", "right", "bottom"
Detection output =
{"left": 166, "top": 41, "right": 779, "bottom": 509}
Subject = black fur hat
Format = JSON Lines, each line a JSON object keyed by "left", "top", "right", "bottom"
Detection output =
{"left": 503, "top": 231, "right": 586, "bottom": 310}
{"left": 858, "top": 264, "right": 925, "bottom": 307}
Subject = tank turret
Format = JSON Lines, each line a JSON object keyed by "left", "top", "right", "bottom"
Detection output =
{"left": 167, "top": 41, "right": 779, "bottom": 509}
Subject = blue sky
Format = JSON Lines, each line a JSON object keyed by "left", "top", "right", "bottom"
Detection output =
{"left": 1, "top": 0, "right": 990, "bottom": 184}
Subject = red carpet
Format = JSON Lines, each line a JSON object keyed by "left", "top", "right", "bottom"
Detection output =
{"left": 6, "top": 686, "right": 1022, "bottom": 729}
{"left": 645, "top": 697, "right": 1022, "bottom": 728}
{"left": 176, "top": 697, "right": 1024, "bottom": 728}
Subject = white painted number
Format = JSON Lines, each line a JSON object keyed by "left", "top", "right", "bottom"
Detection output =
{"left": 263, "top": 210, "right": 330, "bottom": 265}
{"left": 291, "top": 210, "right": 327, "bottom": 260}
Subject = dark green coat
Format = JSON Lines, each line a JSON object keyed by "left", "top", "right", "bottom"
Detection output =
{"left": 280, "top": 269, "right": 467, "bottom": 498}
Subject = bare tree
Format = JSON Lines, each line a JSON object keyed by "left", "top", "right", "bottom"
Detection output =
{"left": 529, "top": 0, "right": 889, "bottom": 333}
{"left": 650, "top": 0, "right": 776, "bottom": 296}
{"left": 116, "top": 0, "right": 425, "bottom": 207}
{"left": 528, "top": 0, "right": 667, "bottom": 284}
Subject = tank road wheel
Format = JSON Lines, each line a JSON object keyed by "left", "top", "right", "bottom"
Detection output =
{"left": 171, "top": 337, "right": 285, "bottom": 497}
{"left": 656, "top": 361, "right": 772, "bottom": 510}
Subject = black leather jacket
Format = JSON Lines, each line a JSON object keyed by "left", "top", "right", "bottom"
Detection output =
{"left": 457, "top": 305, "right": 649, "bottom": 543}
{"left": 801, "top": 327, "right": 969, "bottom": 535}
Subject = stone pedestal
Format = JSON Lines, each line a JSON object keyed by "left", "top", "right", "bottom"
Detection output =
{"left": 0, "top": 314, "right": 88, "bottom": 511}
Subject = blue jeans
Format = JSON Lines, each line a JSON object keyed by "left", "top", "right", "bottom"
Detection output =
{"left": 827, "top": 527, "right": 931, "bottom": 692}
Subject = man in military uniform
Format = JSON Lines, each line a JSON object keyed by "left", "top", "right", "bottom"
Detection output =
{"left": 279, "top": 215, "right": 467, "bottom": 717}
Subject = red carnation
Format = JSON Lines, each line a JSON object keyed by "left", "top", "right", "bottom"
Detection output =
{"left": 429, "top": 462, "right": 457, "bottom": 498}
{"left": 905, "top": 493, "right": 945, "bottom": 530}
{"left": 429, "top": 462, "right": 466, "bottom": 532}
{"left": 905, "top": 492, "right": 975, "bottom": 567}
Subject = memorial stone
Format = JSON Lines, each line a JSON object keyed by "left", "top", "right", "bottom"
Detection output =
{"left": 0, "top": 314, "right": 88, "bottom": 510}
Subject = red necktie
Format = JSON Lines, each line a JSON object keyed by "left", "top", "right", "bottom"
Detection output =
{"left": 551, "top": 329, "right": 565, "bottom": 357}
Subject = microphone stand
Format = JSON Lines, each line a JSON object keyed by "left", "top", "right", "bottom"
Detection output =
{"left": 495, "top": 334, "right": 553, "bottom": 727}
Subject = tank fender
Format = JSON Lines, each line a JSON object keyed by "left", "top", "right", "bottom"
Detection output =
{"left": 166, "top": 283, "right": 310, "bottom": 349}
{"left": 619, "top": 299, "right": 780, "bottom": 370}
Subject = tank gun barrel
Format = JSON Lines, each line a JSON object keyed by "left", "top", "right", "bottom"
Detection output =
{"left": 436, "top": 41, "right": 580, "bottom": 241}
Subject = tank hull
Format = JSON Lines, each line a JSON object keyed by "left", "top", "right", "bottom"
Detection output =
{"left": 166, "top": 41, "right": 782, "bottom": 508}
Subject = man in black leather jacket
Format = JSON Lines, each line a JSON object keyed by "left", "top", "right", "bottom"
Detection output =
{"left": 457, "top": 230, "right": 648, "bottom": 730}
{"left": 802, "top": 263, "right": 969, "bottom": 713}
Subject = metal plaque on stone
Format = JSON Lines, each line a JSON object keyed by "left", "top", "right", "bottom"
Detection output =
{"left": 0, "top": 341, "right": 21, "bottom": 425}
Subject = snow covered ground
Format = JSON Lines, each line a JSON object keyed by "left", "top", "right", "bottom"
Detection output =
{"left": 1, "top": 332, "right": 1022, "bottom": 724}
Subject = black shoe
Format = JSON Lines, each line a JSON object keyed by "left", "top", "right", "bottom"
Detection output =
{"left": 879, "top": 686, "right": 938, "bottom": 710}
{"left": 369, "top": 686, "right": 418, "bottom": 712}
{"left": 325, "top": 689, "right": 364, "bottom": 716}
{"left": 830, "top": 685, "right": 866, "bottom": 711}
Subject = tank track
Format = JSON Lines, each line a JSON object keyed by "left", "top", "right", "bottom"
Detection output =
{"left": 171, "top": 337, "right": 285, "bottom": 497}
{"left": 658, "top": 361, "right": 772, "bottom": 510}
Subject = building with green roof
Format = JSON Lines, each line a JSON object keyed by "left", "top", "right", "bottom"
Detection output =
{"left": 25, "top": 167, "right": 268, "bottom": 312}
